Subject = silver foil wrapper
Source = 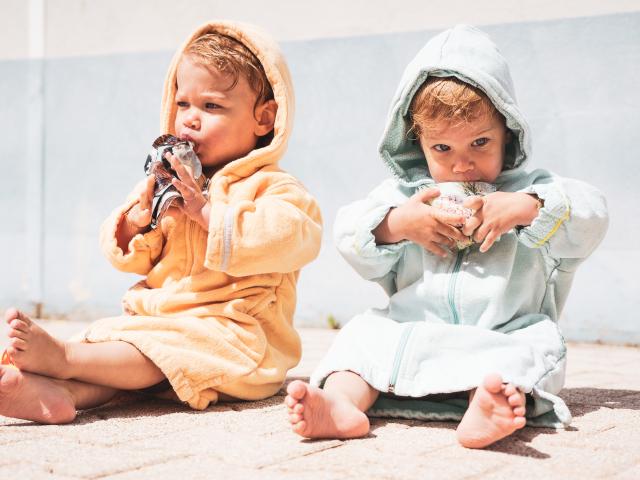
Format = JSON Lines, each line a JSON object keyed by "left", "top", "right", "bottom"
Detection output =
{"left": 144, "top": 134, "right": 206, "bottom": 228}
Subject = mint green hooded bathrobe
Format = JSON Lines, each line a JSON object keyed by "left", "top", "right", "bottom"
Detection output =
{"left": 310, "top": 25, "right": 609, "bottom": 428}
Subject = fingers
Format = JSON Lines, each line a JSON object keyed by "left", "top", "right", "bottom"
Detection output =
{"left": 431, "top": 232, "right": 456, "bottom": 250}
{"left": 127, "top": 177, "right": 153, "bottom": 229}
{"left": 414, "top": 187, "right": 441, "bottom": 204}
{"left": 463, "top": 196, "right": 484, "bottom": 210}
{"left": 166, "top": 153, "right": 196, "bottom": 187}
{"left": 129, "top": 175, "right": 154, "bottom": 228}
{"left": 146, "top": 173, "right": 155, "bottom": 195}
{"left": 171, "top": 178, "right": 192, "bottom": 198}
{"left": 473, "top": 218, "right": 489, "bottom": 243}
{"left": 431, "top": 209, "right": 466, "bottom": 228}
{"left": 171, "top": 178, "right": 205, "bottom": 211}
{"left": 166, "top": 153, "right": 202, "bottom": 207}
{"left": 479, "top": 229, "right": 501, "bottom": 253}
{"left": 441, "top": 223, "right": 468, "bottom": 243}
{"left": 139, "top": 174, "right": 155, "bottom": 213}
{"left": 461, "top": 197, "right": 483, "bottom": 238}
{"left": 427, "top": 244, "right": 448, "bottom": 258}
{"left": 462, "top": 215, "right": 482, "bottom": 237}
{"left": 421, "top": 240, "right": 450, "bottom": 258}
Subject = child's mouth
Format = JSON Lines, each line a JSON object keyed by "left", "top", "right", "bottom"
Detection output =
{"left": 179, "top": 134, "right": 199, "bottom": 153}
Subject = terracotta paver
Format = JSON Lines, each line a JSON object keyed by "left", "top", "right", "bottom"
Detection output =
{"left": 1, "top": 321, "right": 639, "bottom": 479}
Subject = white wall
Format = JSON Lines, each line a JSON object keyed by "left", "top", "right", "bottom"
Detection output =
{"left": 1, "top": 1, "right": 639, "bottom": 343}
{"left": 3, "top": 0, "right": 640, "bottom": 59}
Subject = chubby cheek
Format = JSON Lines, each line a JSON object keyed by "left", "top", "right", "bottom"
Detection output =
{"left": 173, "top": 113, "right": 183, "bottom": 134}
{"left": 488, "top": 157, "right": 505, "bottom": 181}
{"left": 424, "top": 156, "right": 447, "bottom": 182}
{"left": 201, "top": 121, "right": 257, "bottom": 164}
{"left": 429, "top": 167, "right": 447, "bottom": 183}
{"left": 480, "top": 163, "right": 502, "bottom": 182}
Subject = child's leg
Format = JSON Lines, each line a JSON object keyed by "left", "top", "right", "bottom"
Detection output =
{"left": 285, "top": 371, "right": 379, "bottom": 439}
{"left": 5, "top": 308, "right": 165, "bottom": 390}
{"left": 456, "top": 373, "right": 526, "bottom": 449}
{"left": 0, "top": 365, "right": 118, "bottom": 424}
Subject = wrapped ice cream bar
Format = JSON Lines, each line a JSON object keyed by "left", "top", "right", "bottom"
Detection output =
{"left": 429, "top": 182, "right": 496, "bottom": 249}
{"left": 144, "top": 134, "right": 206, "bottom": 229}
{"left": 144, "top": 134, "right": 202, "bottom": 180}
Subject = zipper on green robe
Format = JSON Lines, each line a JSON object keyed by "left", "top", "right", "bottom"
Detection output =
{"left": 388, "top": 323, "right": 416, "bottom": 393}
{"left": 448, "top": 250, "right": 465, "bottom": 325}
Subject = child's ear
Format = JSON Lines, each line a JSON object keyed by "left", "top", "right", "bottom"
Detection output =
{"left": 254, "top": 99, "right": 277, "bottom": 136}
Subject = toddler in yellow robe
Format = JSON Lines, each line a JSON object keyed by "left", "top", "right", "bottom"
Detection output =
{"left": 0, "top": 21, "right": 322, "bottom": 423}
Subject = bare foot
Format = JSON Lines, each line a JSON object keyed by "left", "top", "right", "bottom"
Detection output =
{"left": 285, "top": 380, "right": 370, "bottom": 439}
{"left": 456, "top": 373, "right": 526, "bottom": 449}
{"left": 5, "top": 308, "right": 70, "bottom": 379}
{"left": 0, "top": 366, "right": 76, "bottom": 424}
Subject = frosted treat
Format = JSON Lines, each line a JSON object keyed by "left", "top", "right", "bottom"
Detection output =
{"left": 429, "top": 182, "right": 496, "bottom": 249}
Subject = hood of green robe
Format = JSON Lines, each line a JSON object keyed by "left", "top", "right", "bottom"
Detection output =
{"left": 378, "top": 24, "right": 531, "bottom": 188}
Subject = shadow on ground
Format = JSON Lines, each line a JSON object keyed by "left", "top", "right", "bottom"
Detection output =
{"left": 6, "top": 378, "right": 639, "bottom": 461}
{"left": 369, "top": 387, "right": 640, "bottom": 459}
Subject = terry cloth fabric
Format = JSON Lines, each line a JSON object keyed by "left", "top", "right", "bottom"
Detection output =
{"left": 82, "top": 21, "right": 322, "bottom": 410}
{"left": 310, "top": 25, "right": 608, "bottom": 428}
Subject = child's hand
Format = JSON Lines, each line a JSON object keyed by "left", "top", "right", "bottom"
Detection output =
{"left": 165, "top": 152, "right": 210, "bottom": 231}
{"left": 126, "top": 174, "right": 155, "bottom": 229}
{"left": 462, "top": 192, "right": 541, "bottom": 252}
{"left": 117, "top": 175, "right": 155, "bottom": 252}
{"left": 375, "top": 188, "right": 468, "bottom": 257}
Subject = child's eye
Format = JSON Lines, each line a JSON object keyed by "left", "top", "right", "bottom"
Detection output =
{"left": 433, "top": 144, "right": 450, "bottom": 152}
{"left": 176, "top": 101, "right": 188, "bottom": 108}
{"left": 472, "top": 137, "right": 489, "bottom": 147}
{"left": 205, "top": 102, "right": 222, "bottom": 110}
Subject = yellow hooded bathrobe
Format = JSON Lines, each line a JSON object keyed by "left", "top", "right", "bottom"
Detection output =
{"left": 81, "top": 21, "right": 322, "bottom": 410}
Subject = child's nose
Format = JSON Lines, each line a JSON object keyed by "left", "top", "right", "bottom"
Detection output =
{"left": 452, "top": 157, "right": 474, "bottom": 173}
{"left": 183, "top": 112, "right": 200, "bottom": 130}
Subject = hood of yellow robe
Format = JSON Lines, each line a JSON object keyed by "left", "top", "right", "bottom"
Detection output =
{"left": 159, "top": 20, "right": 295, "bottom": 181}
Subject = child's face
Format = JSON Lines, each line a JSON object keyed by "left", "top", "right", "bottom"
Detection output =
{"left": 418, "top": 114, "right": 509, "bottom": 183}
{"left": 174, "top": 56, "right": 276, "bottom": 173}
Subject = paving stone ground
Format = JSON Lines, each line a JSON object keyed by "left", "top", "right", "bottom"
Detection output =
{"left": 1, "top": 320, "right": 639, "bottom": 479}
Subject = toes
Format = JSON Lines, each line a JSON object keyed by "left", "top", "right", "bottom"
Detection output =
{"left": 483, "top": 373, "right": 503, "bottom": 394}
{"left": 9, "top": 339, "right": 27, "bottom": 351}
{"left": 6, "top": 346, "right": 20, "bottom": 358}
{"left": 7, "top": 328, "right": 26, "bottom": 340}
{"left": 503, "top": 384, "right": 517, "bottom": 397}
{"left": 4, "top": 308, "right": 30, "bottom": 325}
{"left": 286, "top": 380, "right": 308, "bottom": 401}
{"left": 292, "top": 420, "right": 307, "bottom": 434}
{"left": 289, "top": 412, "right": 302, "bottom": 424}
{"left": 7, "top": 329, "right": 24, "bottom": 338}
{"left": 513, "top": 416, "right": 526, "bottom": 429}
{"left": 508, "top": 392, "right": 524, "bottom": 407}
{"left": 9, "top": 319, "right": 30, "bottom": 333}
{"left": 4, "top": 307, "right": 20, "bottom": 324}
{"left": 293, "top": 403, "right": 304, "bottom": 415}
{"left": 513, "top": 406, "right": 526, "bottom": 417}
{"left": 284, "top": 395, "right": 297, "bottom": 408}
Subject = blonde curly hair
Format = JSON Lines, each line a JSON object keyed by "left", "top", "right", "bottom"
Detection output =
{"left": 184, "top": 33, "right": 274, "bottom": 107}
{"left": 409, "top": 76, "right": 503, "bottom": 137}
